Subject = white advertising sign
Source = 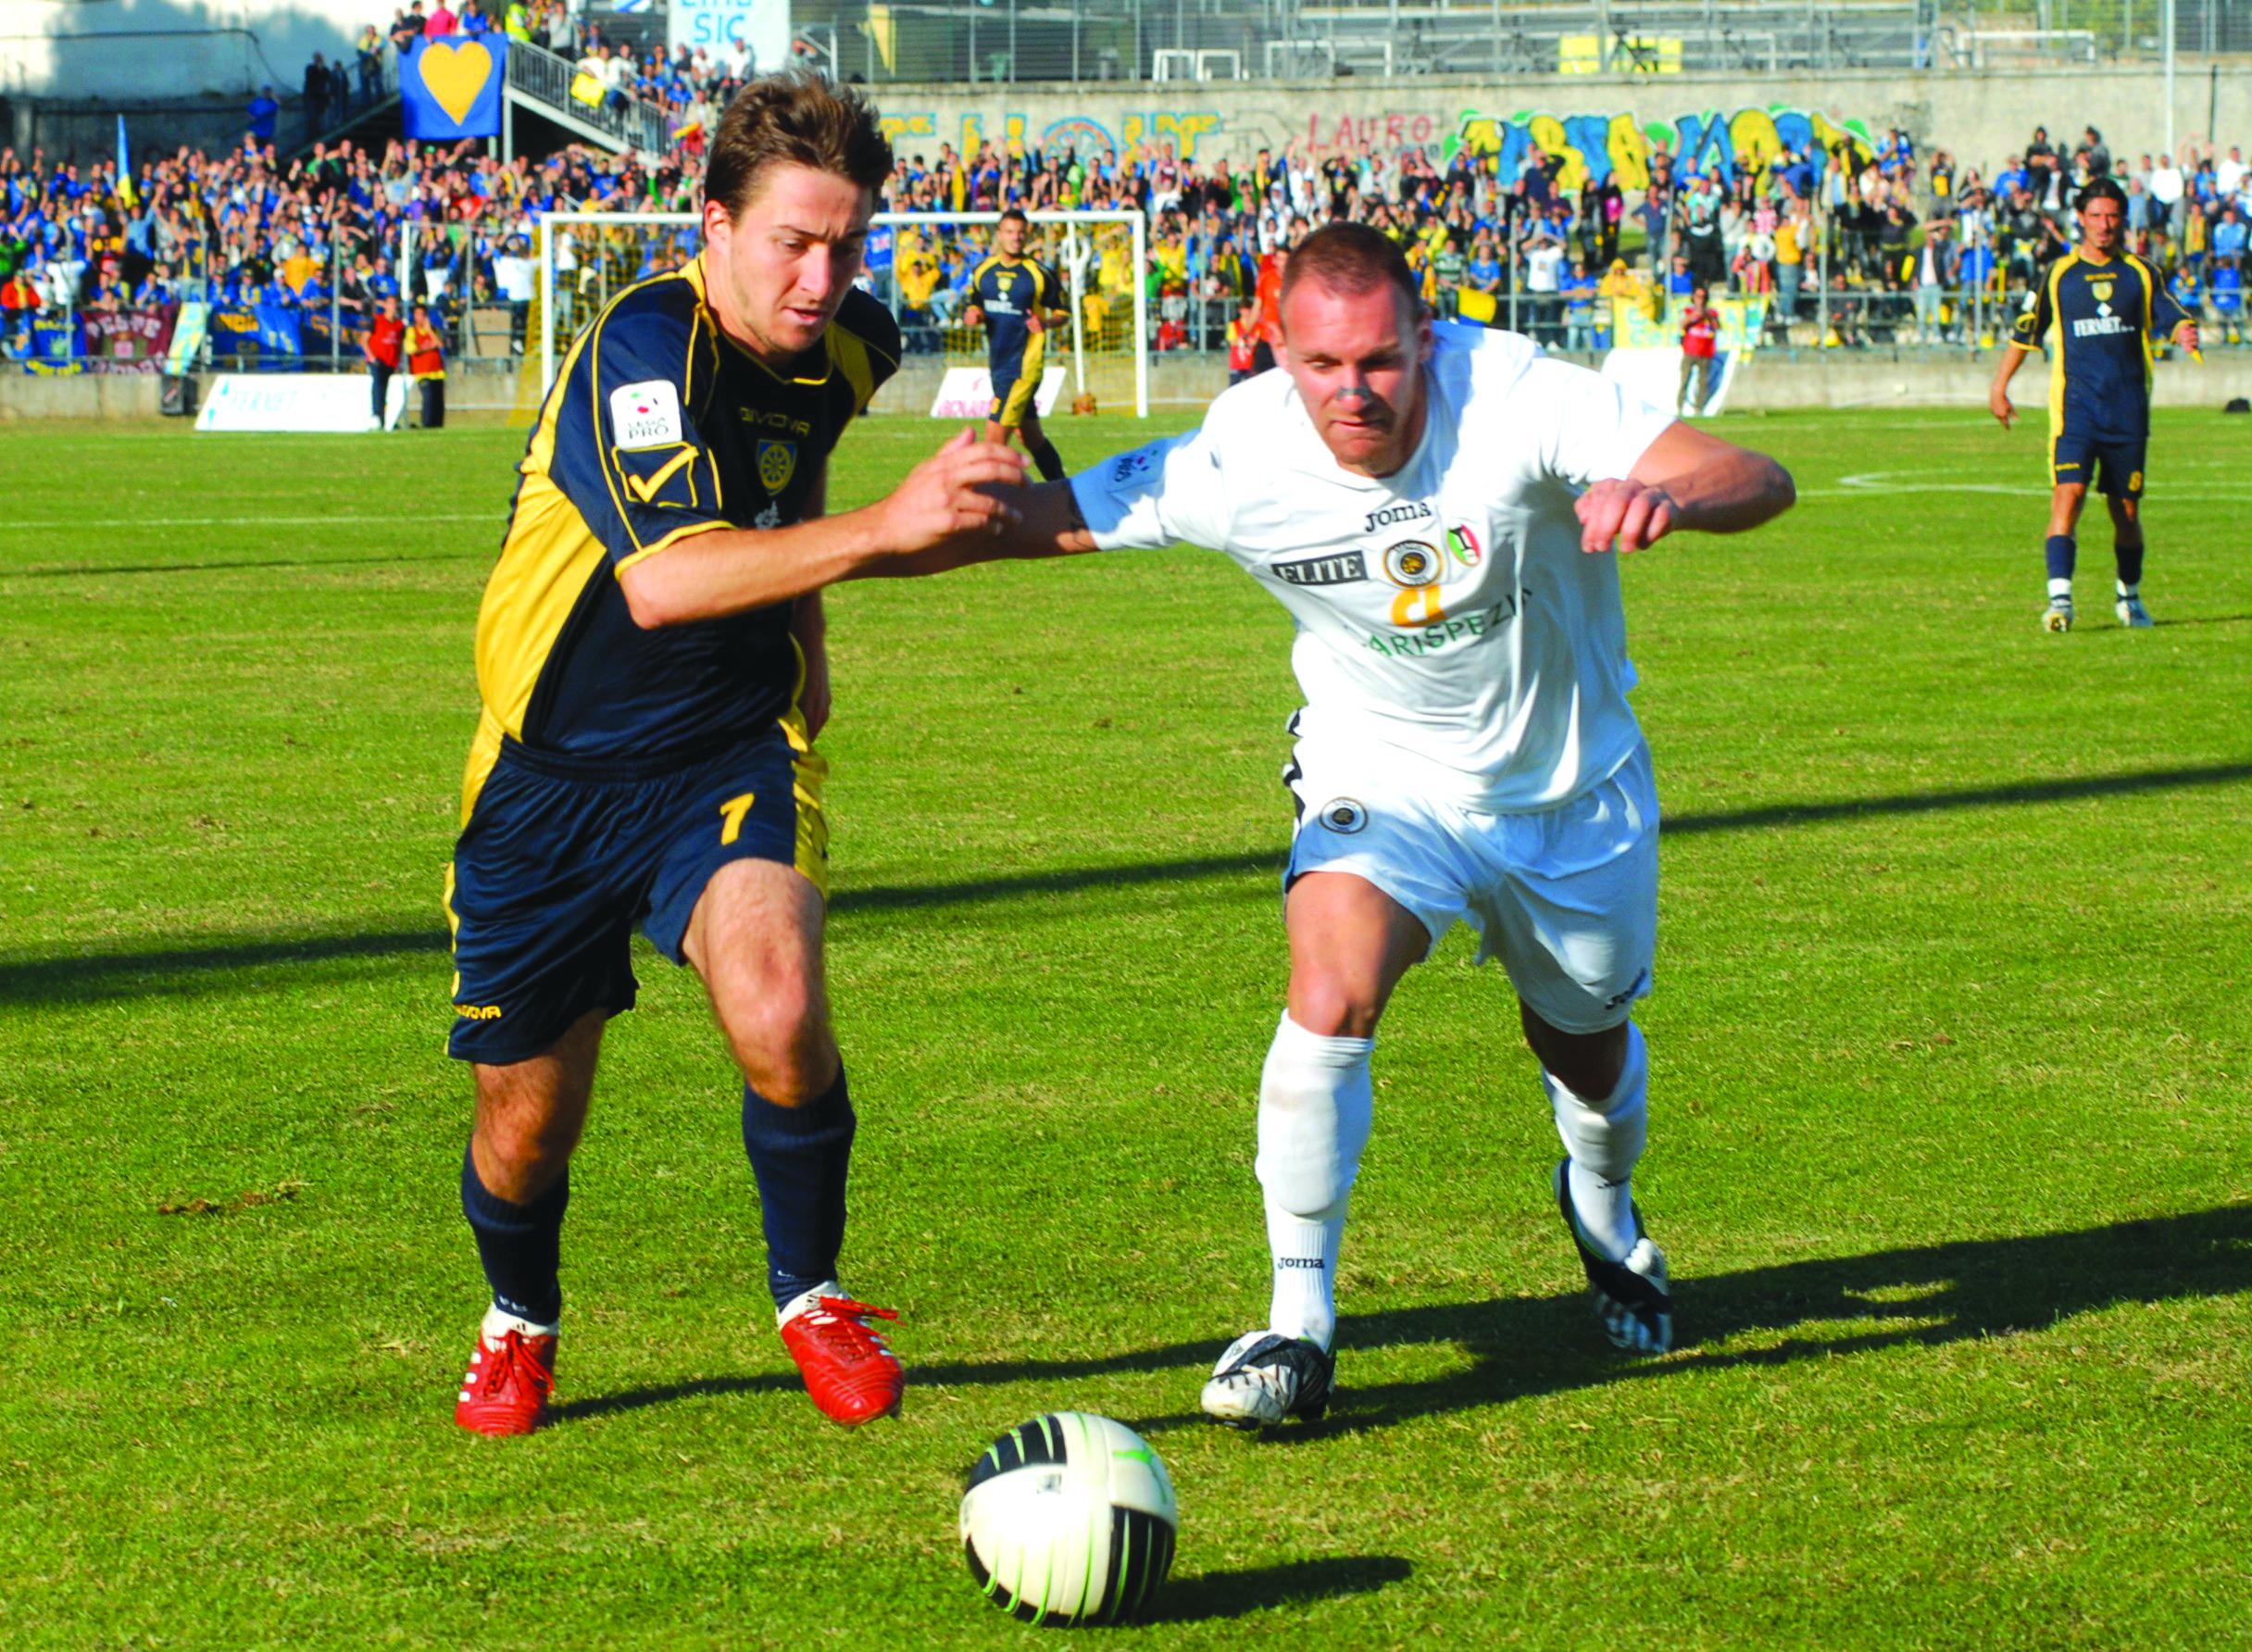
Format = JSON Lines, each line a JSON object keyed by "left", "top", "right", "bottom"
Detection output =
{"left": 929, "top": 365, "right": 1067, "bottom": 421}
{"left": 1599, "top": 346, "right": 1737, "bottom": 419}
{"left": 196, "top": 373, "right": 407, "bottom": 432}
{"left": 669, "top": 0, "right": 793, "bottom": 78}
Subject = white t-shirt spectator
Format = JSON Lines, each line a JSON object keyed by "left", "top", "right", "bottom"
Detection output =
{"left": 2149, "top": 161, "right": 2184, "bottom": 205}
{"left": 2216, "top": 152, "right": 2245, "bottom": 196}
{"left": 493, "top": 252, "right": 534, "bottom": 302}
{"left": 1524, "top": 239, "right": 1565, "bottom": 293}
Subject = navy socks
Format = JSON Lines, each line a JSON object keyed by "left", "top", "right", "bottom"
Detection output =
{"left": 460, "top": 1145, "right": 568, "bottom": 1324}
{"left": 1029, "top": 438, "right": 1067, "bottom": 482}
{"left": 743, "top": 1068, "right": 857, "bottom": 1309}
{"left": 2115, "top": 538, "right": 2145, "bottom": 589}
{"left": 2045, "top": 533, "right": 2076, "bottom": 583}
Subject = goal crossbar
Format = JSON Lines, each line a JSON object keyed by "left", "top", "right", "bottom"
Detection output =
{"left": 537, "top": 208, "right": 1150, "bottom": 417}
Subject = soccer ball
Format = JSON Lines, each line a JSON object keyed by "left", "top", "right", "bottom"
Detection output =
{"left": 959, "top": 1412, "right": 1178, "bottom": 1626}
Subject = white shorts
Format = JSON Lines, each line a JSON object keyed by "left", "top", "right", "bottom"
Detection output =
{"left": 1282, "top": 741, "right": 1658, "bottom": 1034}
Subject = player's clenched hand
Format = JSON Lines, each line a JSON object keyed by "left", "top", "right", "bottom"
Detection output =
{"left": 1989, "top": 385, "right": 2017, "bottom": 429}
{"left": 1574, "top": 478, "right": 1680, "bottom": 555}
{"left": 878, "top": 429, "right": 1027, "bottom": 551}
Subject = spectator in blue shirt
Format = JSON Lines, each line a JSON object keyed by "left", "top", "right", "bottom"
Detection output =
{"left": 2209, "top": 259, "right": 2243, "bottom": 340}
{"left": 247, "top": 87, "right": 281, "bottom": 145}
{"left": 2213, "top": 205, "right": 2247, "bottom": 264}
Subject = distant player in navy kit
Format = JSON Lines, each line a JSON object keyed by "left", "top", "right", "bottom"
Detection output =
{"left": 965, "top": 207, "right": 1070, "bottom": 481}
{"left": 1990, "top": 178, "right": 2198, "bottom": 631}
{"left": 444, "top": 72, "right": 1026, "bottom": 1436}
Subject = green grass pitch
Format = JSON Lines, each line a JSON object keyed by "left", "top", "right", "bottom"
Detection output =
{"left": 2, "top": 405, "right": 2247, "bottom": 1647}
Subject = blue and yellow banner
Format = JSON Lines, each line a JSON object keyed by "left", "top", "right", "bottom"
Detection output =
{"left": 402, "top": 36, "right": 507, "bottom": 141}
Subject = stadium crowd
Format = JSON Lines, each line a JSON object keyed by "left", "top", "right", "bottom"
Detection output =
{"left": 3, "top": 25, "right": 2247, "bottom": 372}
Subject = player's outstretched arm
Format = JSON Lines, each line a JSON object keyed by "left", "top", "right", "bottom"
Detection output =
{"left": 616, "top": 431, "right": 1027, "bottom": 628}
{"left": 857, "top": 480, "right": 1104, "bottom": 580}
{"left": 1574, "top": 421, "right": 1795, "bottom": 555}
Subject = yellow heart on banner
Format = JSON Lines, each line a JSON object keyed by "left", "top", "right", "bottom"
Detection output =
{"left": 420, "top": 40, "right": 494, "bottom": 126}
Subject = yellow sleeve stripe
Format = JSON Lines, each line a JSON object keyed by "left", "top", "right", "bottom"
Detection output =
{"left": 591, "top": 270, "right": 700, "bottom": 556}
{"left": 621, "top": 444, "right": 699, "bottom": 503}
{"left": 613, "top": 517, "right": 732, "bottom": 575}
{"left": 830, "top": 327, "right": 877, "bottom": 412}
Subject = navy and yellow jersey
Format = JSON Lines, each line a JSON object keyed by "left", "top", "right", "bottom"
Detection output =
{"left": 2010, "top": 251, "right": 2192, "bottom": 440}
{"left": 463, "top": 260, "right": 898, "bottom": 810}
{"left": 968, "top": 253, "right": 1062, "bottom": 378}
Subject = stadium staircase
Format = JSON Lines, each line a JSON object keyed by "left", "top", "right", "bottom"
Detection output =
{"left": 298, "top": 41, "right": 671, "bottom": 162}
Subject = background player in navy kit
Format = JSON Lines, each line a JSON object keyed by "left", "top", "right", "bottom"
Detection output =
{"left": 1990, "top": 178, "right": 2198, "bottom": 632}
{"left": 964, "top": 207, "right": 1070, "bottom": 481}
{"left": 446, "top": 72, "right": 1027, "bottom": 1436}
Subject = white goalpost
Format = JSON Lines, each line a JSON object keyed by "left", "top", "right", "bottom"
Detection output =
{"left": 870, "top": 210, "right": 1150, "bottom": 419}
{"left": 534, "top": 208, "right": 1150, "bottom": 419}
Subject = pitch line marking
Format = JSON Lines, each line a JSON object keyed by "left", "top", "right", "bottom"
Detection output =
{"left": 0, "top": 511, "right": 497, "bottom": 532}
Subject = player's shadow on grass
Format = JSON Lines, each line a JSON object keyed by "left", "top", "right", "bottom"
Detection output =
{"left": 9, "top": 758, "right": 2250, "bottom": 1006}
{"left": 1142, "top": 1556, "right": 1413, "bottom": 1624}
{"left": 548, "top": 1205, "right": 2251, "bottom": 1433}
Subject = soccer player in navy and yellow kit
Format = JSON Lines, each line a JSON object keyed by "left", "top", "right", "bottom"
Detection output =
{"left": 1991, "top": 178, "right": 2199, "bottom": 631}
{"left": 446, "top": 72, "right": 1027, "bottom": 1436}
{"left": 964, "top": 206, "right": 1070, "bottom": 481}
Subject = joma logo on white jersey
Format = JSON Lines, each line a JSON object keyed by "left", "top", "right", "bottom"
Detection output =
{"left": 1362, "top": 501, "right": 1433, "bottom": 532}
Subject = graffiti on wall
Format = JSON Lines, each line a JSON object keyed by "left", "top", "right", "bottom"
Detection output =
{"left": 1453, "top": 106, "right": 1877, "bottom": 193}
{"left": 875, "top": 110, "right": 1226, "bottom": 161}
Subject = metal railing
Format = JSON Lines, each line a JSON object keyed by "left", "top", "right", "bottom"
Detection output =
{"left": 506, "top": 39, "right": 672, "bottom": 154}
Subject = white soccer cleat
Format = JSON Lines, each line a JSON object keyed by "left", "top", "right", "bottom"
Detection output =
{"left": 1198, "top": 1331, "right": 1335, "bottom": 1428}
{"left": 2043, "top": 598, "right": 2075, "bottom": 633}
{"left": 2115, "top": 595, "right": 2155, "bottom": 629}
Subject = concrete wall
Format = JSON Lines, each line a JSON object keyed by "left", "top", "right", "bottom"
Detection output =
{"left": 865, "top": 346, "right": 2252, "bottom": 414}
{"left": 9, "top": 348, "right": 2248, "bottom": 419}
{"left": 868, "top": 65, "right": 2251, "bottom": 176}
{"left": 0, "top": 0, "right": 362, "bottom": 105}
{"left": 0, "top": 371, "right": 165, "bottom": 419}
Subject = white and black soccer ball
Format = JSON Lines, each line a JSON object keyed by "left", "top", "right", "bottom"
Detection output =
{"left": 959, "top": 1412, "right": 1178, "bottom": 1627}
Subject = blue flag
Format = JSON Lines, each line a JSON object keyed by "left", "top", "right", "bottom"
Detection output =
{"left": 254, "top": 302, "right": 304, "bottom": 362}
{"left": 402, "top": 36, "right": 507, "bottom": 141}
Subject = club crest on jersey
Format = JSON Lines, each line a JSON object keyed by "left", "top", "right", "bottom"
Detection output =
{"left": 1382, "top": 539, "right": 1442, "bottom": 588}
{"left": 757, "top": 439, "right": 796, "bottom": 494}
{"left": 1316, "top": 797, "right": 1368, "bottom": 834}
{"left": 1363, "top": 500, "right": 1433, "bottom": 533}
{"left": 1445, "top": 524, "right": 1484, "bottom": 568}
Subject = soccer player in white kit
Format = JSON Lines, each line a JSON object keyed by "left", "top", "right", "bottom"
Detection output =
{"left": 957, "top": 222, "right": 1795, "bottom": 1425}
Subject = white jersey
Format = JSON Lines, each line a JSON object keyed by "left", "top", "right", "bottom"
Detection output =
{"left": 1069, "top": 325, "right": 1672, "bottom": 812}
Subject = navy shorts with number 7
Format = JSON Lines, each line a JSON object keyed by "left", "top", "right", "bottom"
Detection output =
{"left": 444, "top": 719, "right": 829, "bottom": 1066}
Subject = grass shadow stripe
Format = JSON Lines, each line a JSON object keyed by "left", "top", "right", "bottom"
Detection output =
{"left": 6, "top": 760, "right": 2246, "bottom": 1006}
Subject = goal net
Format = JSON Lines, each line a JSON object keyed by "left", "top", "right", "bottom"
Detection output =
{"left": 532, "top": 209, "right": 1148, "bottom": 420}
{"left": 870, "top": 210, "right": 1148, "bottom": 419}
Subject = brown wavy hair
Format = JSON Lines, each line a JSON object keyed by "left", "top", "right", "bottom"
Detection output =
{"left": 704, "top": 70, "right": 894, "bottom": 219}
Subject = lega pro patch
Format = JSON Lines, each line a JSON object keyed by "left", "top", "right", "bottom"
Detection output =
{"left": 609, "top": 380, "right": 684, "bottom": 449}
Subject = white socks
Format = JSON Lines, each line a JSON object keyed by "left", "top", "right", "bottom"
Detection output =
{"left": 482, "top": 1302, "right": 559, "bottom": 1340}
{"left": 1254, "top": 1013, "right": 1374, "bottom": 1354}
{"left": 1545, "top": 1022, "right": 1650, "bottom": 1264}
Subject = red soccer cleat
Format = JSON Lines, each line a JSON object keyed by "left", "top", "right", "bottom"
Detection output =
{"left": 455, "top": 1321, "right": 557, "bottom": 1436}
{"left": 780, "top": 1295, "right": 903, "bottom": 1426}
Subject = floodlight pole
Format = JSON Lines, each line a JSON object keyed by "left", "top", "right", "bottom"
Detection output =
{"left": 2163, "top": 0, "right": 2176, "bottom": 156}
